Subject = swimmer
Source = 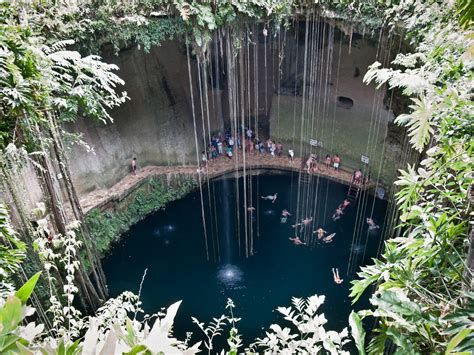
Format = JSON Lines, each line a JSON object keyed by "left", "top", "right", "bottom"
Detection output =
{"left": 313, "top": 228, "right": 327, "bottom": 239}
{"left": 247, "top": 207, "right": 256, "bottom": 212}
{"left": 280, "top": 209, "right": 291, "bottom": 224}
{"left": 289, "top": 236, "right": 306, "bottom": 245}
{"left": 323, "top": 233, "right": 336, "bottom": 243}
{"left": 292, "top": 217, "right": 313, "bottom": 228}
{"left": 366, "top": 218, "right": 380, "bottom": 230}
{"left": 332, "top": 268, "right": 343, "bottom": 284}
{"left": 261, "top": 193, "right": 278, "bottom": 203}
{"left": 332, "top": 208, "right": 343, "bottom": 221}
{"left": 339, "top": 199, "right": 351, "bottom": 210}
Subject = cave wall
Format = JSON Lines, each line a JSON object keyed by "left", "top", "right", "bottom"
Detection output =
{"left": 269, "top": 26, "right": 400, "bottom": 183}
{"left": 67, "top": 22, "right": 405, "bottom": 196}
{"left": 67, "top": 40, "right": 204, "bottom": 194}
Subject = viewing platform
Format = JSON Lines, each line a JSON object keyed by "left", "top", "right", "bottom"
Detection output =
{"left": 79, "top": 152, "right": 374, "bottom": 214}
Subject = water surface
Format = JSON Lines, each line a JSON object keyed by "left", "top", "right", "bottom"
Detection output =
{"left": 103, "top": 172, "right": 387, "bottom": 346}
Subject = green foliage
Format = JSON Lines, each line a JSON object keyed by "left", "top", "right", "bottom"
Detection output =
{"left": 457, "top": 0, "right": 474, "bottom": 29}
{"left": 85, "top": 175, "right": 196, "bottom": 254}
{"left": 0, "top": 273, "right": 43, "bottom": 354}
{"left": 15, "top": 271, "right": 41, "bottom": 305}
{"left": 0, "top": 202, "right": 26, "bottom": 298}
{"left": 349, "top": 311, "right": 366, "bottom": 355}
{"left": 0, "top": 4, "right": 128, "bottom": 151}
{"left": 350, "top": 0, "right": 474, "bottom": 353}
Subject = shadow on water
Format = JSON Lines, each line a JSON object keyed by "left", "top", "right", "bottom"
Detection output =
{"left": 102, "top": 172, "right": 387, "bottom": 348}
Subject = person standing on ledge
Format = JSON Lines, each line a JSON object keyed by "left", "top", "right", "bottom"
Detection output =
{"left": 333, "top": 154, "right": 341, "bottom": 172}
{"left": 288, "top": 149, "right": 294, "bottom": 163}
{"left": 325, "top": 154, "right": 331, "bottom": 170}
{"left": 131, "top": 157, "right": 137, "bottom": 176}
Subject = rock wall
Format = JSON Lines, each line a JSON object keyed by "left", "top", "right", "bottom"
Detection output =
{"left": 269, "top": 25, "right": 400, "bottom": 183}
{"left": 67, "top": 22, "right": 405, "bottom": 195}
{"left": 67, "top": 41, "right": 202, "bottom": 194}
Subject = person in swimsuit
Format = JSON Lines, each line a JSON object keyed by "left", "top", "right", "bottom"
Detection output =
{"left": 292, "top": 217, "right": 313, "bottom": 228}
{"left": 289, "top": 236, "right": 306, "bottom": 245}
{"left": 366, "top": 218, "right": 380, "bottom": 230}
{"left": 305, "top": 154, "right": 315, "bottom": 172}
{"left": 314, "top": 228, "right": 327, "bottom": 239}
{"left": 281, "top": 209, "right": 291, "bottom": 223}
{"left": 332, "top": 207, "right": 343, "bottom": 221}
{"left": 323, "top": 233, "right": 335, "bottom": 243}
{"left": 332, "top": 268, "right": 343, "bottom": 284}
{"left": 333, "top": 154, "right": 341, "bottom": 171}
{"left": 353, "top": 169, "right": 363, "bottom": 184}
{"left": 338, "top": 199, "right": 351, "bottom": 211}
{"left": 325, "top": 155, "right": 331, "bottom": 169}
{"left": 261, "top": 193, "right": 278, "bottom": 203}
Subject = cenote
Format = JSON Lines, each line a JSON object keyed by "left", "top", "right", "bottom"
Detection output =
{"left": 103, "top": 171, "right": 387, "bottom": 345}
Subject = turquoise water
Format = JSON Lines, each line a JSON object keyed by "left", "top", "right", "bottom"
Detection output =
{"left": 103, "top": 172, "right": 387, "bottom": 348}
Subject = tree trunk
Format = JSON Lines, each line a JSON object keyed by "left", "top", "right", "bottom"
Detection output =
{"left": 47, "top": 113, "right": 108, "bottom": 300}
{"left": 34, "top": 153, "right": 102, "bottom": 311}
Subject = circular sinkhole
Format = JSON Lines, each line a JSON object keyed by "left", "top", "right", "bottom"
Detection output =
{"left": 103, "top": 172, "right": 387, "bottom": 347}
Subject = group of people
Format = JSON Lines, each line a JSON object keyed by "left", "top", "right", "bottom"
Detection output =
{"left": 253, "top": 139, "right": 284, "bottom": 157}
{"left": 303, "top": 153, "right": 342, "bottom": 173}
{"left": 206, "top": 131, "right": 239, "bottom": 161}
{"left": 202, "top": 128, "right": 287, "bottom": 164}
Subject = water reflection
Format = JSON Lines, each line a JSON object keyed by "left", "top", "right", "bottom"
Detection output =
{"left": 217, "top": 264, "right": 243, "bottom": 287}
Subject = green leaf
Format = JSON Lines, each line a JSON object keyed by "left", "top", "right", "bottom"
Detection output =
{"left": 0, "top": 296, "right": 23, "bottom": 335}
{"left": 124, "top": 344, "right": 147, "bottom": 355}
{"left": 367, "top": 333, "right": 387, "bottom": 355}
{"left": 15, "top": 272, "right": 41, "bottom": 305}
{"left": 349, "top": 311, "right": 366, "bottom": 355}
{"left": 446, "top": 329, "right": 471, "bottom": 354}
{"left": 15, "top": 341, "right": 33, "bottom": 355}
{"left": 65, "top": 339, "right": 81, "bottom": 355}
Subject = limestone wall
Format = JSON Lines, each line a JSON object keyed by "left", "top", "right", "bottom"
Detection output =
{"left": 67, "top": 41, "right": 202, "bottom": 194}
{"left": 66, "top": 22, "right": 404, "bottom": 196}
{"left": 269, "top": 27, "right": 399, "bottom": 183}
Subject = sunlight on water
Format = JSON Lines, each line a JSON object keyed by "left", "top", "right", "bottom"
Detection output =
{"left": 153, "top": 224, "right": 177, "bottom": 238}
{"left": 217, "top": 264, "right": 243, "bottom": 287}
{"left": 263, "top": 209, "right": 275, "bottom": 216}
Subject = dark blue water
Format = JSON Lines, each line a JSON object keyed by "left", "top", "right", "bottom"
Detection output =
{"left": 102, "top": 172, "right": 387, "bottom": 347}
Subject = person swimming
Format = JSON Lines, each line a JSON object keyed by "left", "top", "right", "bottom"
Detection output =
{"left": 289, "top": 236, "right": 306, "bottom": 245}
{"left": 366, "top": 218, "right": 380, "bottom": 230}
{"left": 338, "top": 199, "right": 351, "bottom": 210}
{"left": 261, "top": 193, "right": 278, "bottom": 203}
{"left": 314, "top": 228, "right": 327, "bottom": 239}
{"left": 332, "top": 268, "right": 343, "bottom": 284}
{"left": 281, "top": 209, "right": 291, "bottom": 223}
{"left": 323, "top": 233, "right": 336, "bottom": 244}
{"left": 292, "top": 217, "right": 313, "bottom": 228}
{"left": 247, "top": 207, "right": 256, "bottom": 212}
{"left": 332, "top": 208, "right": 343, "bottom": 221}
